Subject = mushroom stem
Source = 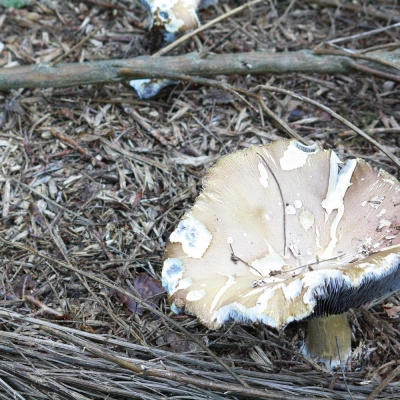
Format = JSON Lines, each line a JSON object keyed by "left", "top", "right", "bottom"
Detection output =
{"left": 304, "top": 313, "right": 351, "bottom": 368}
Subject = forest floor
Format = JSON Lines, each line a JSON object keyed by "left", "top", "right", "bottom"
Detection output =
{"left": 1, "top": 0, "right": 400, "bottom": 399}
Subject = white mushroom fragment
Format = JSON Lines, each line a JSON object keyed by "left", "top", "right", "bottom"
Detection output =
{"left": 162, "top": 139, "right": 400, "bottom": 368}
{"left": 129, "top": 78, "right": 178, "bottom": 99}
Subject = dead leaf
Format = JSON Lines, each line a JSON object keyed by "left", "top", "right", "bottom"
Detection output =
{"left": 287, "top": 107, "right": 305, "bottom": 122}
{"left": 24, "top": 294, "right": 68, "bottom": 319}
{"left": 60, "top": 107, "right": 75, "bottom": 119}
{"left": 29, "top": 202, "right": 46, "bottom": 225}
{"left": 6, "top": 97, "right": 25, "bottom": 115}
{"left": 383, "top": 303, "right": 400, "bottom": 318}
{"left": 13, "top": 275, "right": 68, "bottom": 319}
{"left": 14, "top": 274, "right": 37, "bottom": 298}
{"left": 113, "top": 273, "right": 165, "bottom": 315}
{"left": 156, "top": 331, "right": 202, "bottom": 353}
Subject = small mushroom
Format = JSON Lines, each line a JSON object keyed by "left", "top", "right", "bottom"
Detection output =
{"left": 162, "top": 139, "right": 400, "bottom": 368}
{"left": 131, "top": 1, "right": 217, "bottom": 98}
{"left": 141, "top": 0, "right": 218, "bottom": 37}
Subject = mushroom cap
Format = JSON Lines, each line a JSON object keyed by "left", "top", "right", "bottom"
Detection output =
{"left": 144, "top": 0, "right": 201, "bottom": 33}
{"left": 162, "top": 139, "right": 400, "bottom": 329}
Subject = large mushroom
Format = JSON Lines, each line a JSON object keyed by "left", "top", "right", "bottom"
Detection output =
{"left": 162, "top": 139, "right": 400, "bottom": 367}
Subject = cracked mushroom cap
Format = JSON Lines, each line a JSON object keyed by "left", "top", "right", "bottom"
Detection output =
{"left": 162, "top": 139, "right": 400, "bottom": 329}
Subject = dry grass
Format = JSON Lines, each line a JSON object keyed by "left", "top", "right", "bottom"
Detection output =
{"left": 1, "top": 0, "right": 400, "bottom": 398}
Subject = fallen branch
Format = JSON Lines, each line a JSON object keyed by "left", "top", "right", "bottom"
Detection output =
{"left": 0, "top": 49, "right": 399, "bottom": 90}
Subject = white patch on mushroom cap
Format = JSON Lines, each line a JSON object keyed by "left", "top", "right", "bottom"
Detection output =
{"left": 322, "top": 156, "right": 357, "bottom": 215}
{"left": 186, "top": 289, "right": 206, "bottom": 302}
{"left": 294, "top": 200, "right": 302, "bottom": 208}
{"left": 162, "top": 258, "right": 185, "bottom": 294}
{"left": 377, "top": 208, "right": 387, "bottom": 217}
{"left": 281, "top": 279, "right": 303, "bottom": 301}
{"left": 213, "top": 288, "right": 277, "bottom": 327}
{"left": 285, "top": 205, "right": 297, "bottom": 215}
{"left": 169, "top": 216, "right": 212, "bottom": 258}
{"left": 299, "top": 209, "right": 315, "bottom": 231}
{"left": 210, "top": 274, "right": 236, "bottom": 313}
{"left": 378, "top": 219, "right": 391, "bottom": 230}
{"left": 321, "top": 158, "right": 357, "bottom": 258}
{"left": 250, "top": 253, "right": 287, "bottom": 276}
{"left": 279, "top": 141, "right": 319, "bottom": 171}
{"left": 258, "top": 162, "right": 269, "bottom": 188}
{"left": 262, "top": 276, "right": 285, "bottom": 283}
{"left": 176, "top": 277, "right": 193, "bottom": 291}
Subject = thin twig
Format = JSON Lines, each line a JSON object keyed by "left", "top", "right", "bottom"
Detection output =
{"left": 255, "top": 97, "right": 309, "bottom": 144}
{"left": 257, "top": 153, "right": 287, "bottom": 256}
{"left": 51, "top": 28, "right": 99, "bottom": 67}
{"left": 314, "top": 47, "right": 400, "bottom": 72}
{"left": 325, "top": 22, "right": 400, "bottom": 45}
{"left": 351, "top": 61, "right": 400, "bottom": 83}
{"left": 50, "top": 128, "right": 104, "bottom": 166}
{"left": 304, "top": 0, "right": 400, "bottom": 22}
{"left": 367, "top": 365, "right": 400, "bottom": 400}
{"left": 124, "top": 107, "right": 171, "bottom": 146}
{"left": 0, "top": 362, "right": 90, "bottom": 400}
{"left": 335, "top": 336, "right": 353, "bottom": 400}
{"left": 229, "top": 243, "right": 261, "bottom": 276}
{"left": 11, "top": 179, "right": 94, "bottom": 226}
{"left": 270, "top": 255, "right": 345, "bottom": 277}
{"left": 269, "top": 0, "right": 297, "bottom": 36}
{"left": 257, "top": 85, "right": 400, "bottom": 169}
{"left": 358, "top": 42, "right": 400, "bottom": 55}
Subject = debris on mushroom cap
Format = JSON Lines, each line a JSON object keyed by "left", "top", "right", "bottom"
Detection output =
{"left": 162, "top": 139, "right": 400, "bottom": 329}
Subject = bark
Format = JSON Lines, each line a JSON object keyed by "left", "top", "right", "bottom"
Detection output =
{"left": 0, "top": 49, "right": 399, "bottom": 91}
